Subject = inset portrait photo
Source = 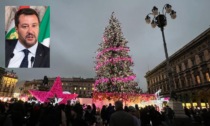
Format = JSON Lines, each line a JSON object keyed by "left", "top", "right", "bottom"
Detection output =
{"left": 5, "top": 6, "right": 50, "bottom": 68}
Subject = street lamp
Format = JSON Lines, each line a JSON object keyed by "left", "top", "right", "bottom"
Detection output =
{"left": 145, "top": 4, "right": 177, "bottom": 100}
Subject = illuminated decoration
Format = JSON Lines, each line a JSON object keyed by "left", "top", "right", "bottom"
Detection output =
{"left": 19, "top": 95, "right": 28, "bottom": 102}
{"left": 13, "top": 93, "right": 20, "bottom": 98}
{"left": 95, "top": 57, "right": 133, "bottom": 70}
{"left": 93, "top": 92, "right": 156, "bottom": 103}
{"left": 48, "top": 96, "right": 63, "bottom": 106}
{"left": 93, "top": 12, "right": 141, "bottom": 102}
{"left": 97, "top": 47, "right": 129, "bottom": 58}
{"left": 27, "top": 97, "right": 39, "bottom": 104}
{"left": 154, "top": 89, "right": 162, "bottom": 100}
{"left": 0, "top": 97, "right": 12, "bottom": 102}
{"left": 94, "top": 75, "right": 136, "bottom": 86}
{"left": 153, "top": 89, "right": 169, "bottom": 111}
{"left": 29, "top": 76, "right": 78, "bottom": 104}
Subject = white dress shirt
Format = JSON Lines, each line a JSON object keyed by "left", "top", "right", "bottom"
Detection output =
{"left": 8, "top": 40, "right": 38, "bottom": 68}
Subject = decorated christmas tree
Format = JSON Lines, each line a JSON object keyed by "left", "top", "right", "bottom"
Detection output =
{"left": 94, "top": 12, "right": 141, "bottom": 101}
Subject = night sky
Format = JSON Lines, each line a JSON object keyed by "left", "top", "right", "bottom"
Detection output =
{"left": 1, "top": 0, "right": 210, "bottom": 91}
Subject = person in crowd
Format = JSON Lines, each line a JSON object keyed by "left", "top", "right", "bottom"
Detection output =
{"left": 124, "top": 105, "right": 129, "bottom": 112}
{"left": 128, "top": 106, "right": 141, "bottom": 126}
{"left": 140, "top": 106, "right": 151, "bottom": 126}
{"left": 57, "top": 104, "right": 67, "bottom": 126}
{"left": 27, "top": 103, "right": 41, "bottom": 126}
{"left": 149, "top": 106, "right": 162, "bottom": 126}
{"left": 101, "top": 105, "right": 108, "bottom": 126}
{"left": 92, "top": 103, "right": 96, "bottom": 115}
{"left": 38, "top": 103, "right": 60, "bottom": 126}
{"left": 164, "top": 106, "right": 174, "bottom": 126}
{"left": 109, "top": 100, "right": 136, "bottom": 126}
{"left": 201, "top": 108, "right": 210, "bottom": 126}
{"left": 70, "top": 104, "right": 87, "bottom": 126}
{"left": 106, "top": 103, "right": 115, "bottom": 124}
{"left": 184, "top": 106, "right": 191, "bottom": 118}
{"left": 0, "top": 102, "right": 8, "bottom": 126}
{"left": 84, "top": 105, "right": 96, "bottom": 126}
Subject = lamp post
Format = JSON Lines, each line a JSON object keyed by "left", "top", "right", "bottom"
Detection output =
{"left": 145, "top": 4, "right": 177, "bottom": 99}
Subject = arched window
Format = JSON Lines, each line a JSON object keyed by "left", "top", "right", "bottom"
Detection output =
{"left": 196, "top": 75, "right": 201, "bottom": 84}
{"left": 205, "top": 72, "right": 210, "bottom": 82}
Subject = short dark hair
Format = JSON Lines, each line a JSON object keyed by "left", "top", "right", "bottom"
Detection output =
{"left": 115, "top": 100, "right": 123, "bottom": 111}
{"left": 15, "top": 8, "right": 40, "bottom": 27}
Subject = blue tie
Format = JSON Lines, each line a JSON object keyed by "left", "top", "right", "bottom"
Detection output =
{"left": 20, "top": 49, "right": 30, "bottom": 68}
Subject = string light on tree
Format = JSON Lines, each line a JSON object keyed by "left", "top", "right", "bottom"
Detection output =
{"left": 93, "top": 12, "right": 142, "bottom": 101}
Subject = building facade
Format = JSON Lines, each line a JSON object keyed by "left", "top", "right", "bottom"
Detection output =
{"left": 22, "top": 77, "right": 95, "bottom": 98}
{"left": 0, "top": 69, "right": 18, "bottom": 98}
{"left": 145, "top": 28, "right": 210, "bottom": 109}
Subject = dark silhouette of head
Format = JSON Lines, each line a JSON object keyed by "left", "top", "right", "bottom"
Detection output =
{"left": 43, "top": 76, "right": 48, "bottom": 85}
{"left": 115, "top": 100, "right": 123, "bottom": 111}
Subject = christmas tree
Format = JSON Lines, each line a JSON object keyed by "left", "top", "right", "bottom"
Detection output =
{"left": 94, "top": 12, "right": 141, "bottom": 101}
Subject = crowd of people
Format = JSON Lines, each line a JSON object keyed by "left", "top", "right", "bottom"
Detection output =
{"left": 0, "top": 99, "right": 209, "bottom": 126}
{"left": 184, "top": 106, "right": 210, "bottom": 125}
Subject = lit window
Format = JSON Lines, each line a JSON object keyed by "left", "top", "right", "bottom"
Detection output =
{"left": 196, "top": 76, "right": 201, "bottom": 84}
{"left": 74, "top": 87, "right": 77, "bottom": 90}
{"left": 84, "top": 87, "right": 86, "bottom": 90}
{"left": 206, "top": 73, "right": 210, "bottom": 82}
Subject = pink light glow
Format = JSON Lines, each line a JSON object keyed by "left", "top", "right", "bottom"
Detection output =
{"left": 94, "top": 75, "right": 136, "bottom": 86}
{"left": 93, "top": 92, "right": 156, "bottom": 103}
{"left": 29, "top": 76, "right": 78, "bottom": 104}
{"left": 103, "top": 36, "right": 108, "bottom": 43}
{"left": 96, "top": 47, "right": 129, "bottom": 58}
{"left": 164, "top": 97, "right": 170, "bottom": 101}
{"left": 95, "top": 57, "right": 133, "bottom": 70}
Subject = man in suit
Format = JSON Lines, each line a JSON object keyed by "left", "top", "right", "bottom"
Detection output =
{"left": 5, "top": 8, "right": 49, "bottom": 68}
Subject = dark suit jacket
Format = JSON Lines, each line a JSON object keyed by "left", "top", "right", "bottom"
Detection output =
{"left": 5, "top": 39, "right": 50, "bottom": 68}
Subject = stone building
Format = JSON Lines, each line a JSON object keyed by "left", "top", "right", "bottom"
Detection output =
{"left": 21, "top": 77, "right": 95, "bottom": 98}
{"left": 0, "top": 68, "right": 18, "bottom": 98}
{"left": 145, "top": 28, "right": 210, "bottom": 109}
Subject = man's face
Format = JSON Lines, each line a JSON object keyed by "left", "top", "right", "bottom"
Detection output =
{"left": 16, "top": 14, "right": 39, "bottom": 48}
